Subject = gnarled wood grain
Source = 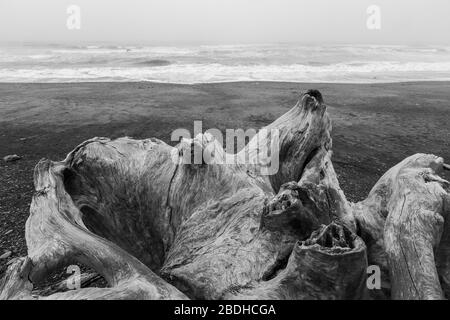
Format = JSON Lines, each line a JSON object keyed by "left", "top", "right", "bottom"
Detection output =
{"left": 1, "top": 90, "right": 449, "bottom": 300}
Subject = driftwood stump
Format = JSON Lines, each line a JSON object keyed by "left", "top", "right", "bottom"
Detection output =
{"left": 1, "top": 90, "right": 449, "bottom": 300}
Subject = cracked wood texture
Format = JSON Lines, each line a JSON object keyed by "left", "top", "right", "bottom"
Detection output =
{"left": 1, "top": 90, "right": 449, "bottom": 300}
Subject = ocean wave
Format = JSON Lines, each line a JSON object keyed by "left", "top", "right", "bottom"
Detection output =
{"left": 2, "top": 44, "right": 450, "bottom": 83}
{"left": 133, "top": 59, "right": 172, "bottom": 67}
{"left": 2, "top": 61, "right": 450, "bottom": 83}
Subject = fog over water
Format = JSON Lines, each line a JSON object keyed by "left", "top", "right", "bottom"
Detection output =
{"left": 0, "top": 0, "right": 449, "bottom": 45}
{"left": 1, "top": 1, "right": 449, "bottom": 83}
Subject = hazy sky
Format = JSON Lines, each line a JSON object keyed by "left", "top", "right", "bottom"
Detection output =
{"left": 0, "top": 0, "right": 449, "bottom": 44}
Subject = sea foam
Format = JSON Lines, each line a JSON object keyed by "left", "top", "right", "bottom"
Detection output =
{"left": 0, "top": 44, "right": 450, "bottom": 83}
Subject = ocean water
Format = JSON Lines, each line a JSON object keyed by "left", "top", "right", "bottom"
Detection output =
{"left": 1, "top": 43, "right": 450, "bottom": 83}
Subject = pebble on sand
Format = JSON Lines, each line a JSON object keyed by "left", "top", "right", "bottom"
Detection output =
{"left": 0, "top": 251, "right": 12, "bottom": 260}
{"left": 3, "top": 154, "right": 22, "bottom": 162}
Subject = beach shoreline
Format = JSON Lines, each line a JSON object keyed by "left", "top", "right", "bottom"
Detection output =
{"left": 1, "top": 80, "right": 449, "bottom": 274}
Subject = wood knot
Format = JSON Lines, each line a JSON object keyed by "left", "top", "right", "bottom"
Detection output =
{"left": 305, "top": 89, "right": 323, "bottom": 104}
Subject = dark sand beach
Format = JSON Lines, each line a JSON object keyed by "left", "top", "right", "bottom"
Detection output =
{"left": 1, "top": 81, "right": 450, "bottom": 275}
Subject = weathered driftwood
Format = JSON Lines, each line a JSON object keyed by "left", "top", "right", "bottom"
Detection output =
{"left": 353, "top": 154, "right": 450, "bottom": 299}
{"left": 1, "top": 90, "right": 449, "bottom": 300}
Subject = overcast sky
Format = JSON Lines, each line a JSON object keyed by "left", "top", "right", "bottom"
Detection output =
{"left": 0, "top": 0, "right": 449, "bottom": 45}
